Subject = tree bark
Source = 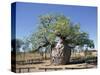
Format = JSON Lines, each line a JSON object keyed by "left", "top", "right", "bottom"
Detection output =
{"left": 51, "top": 38, "right": 71, "bottom": 65}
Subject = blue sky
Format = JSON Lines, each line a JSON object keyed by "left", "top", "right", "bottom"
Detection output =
{"left": 15, "top": 2, "right": 97, "bottom": 49}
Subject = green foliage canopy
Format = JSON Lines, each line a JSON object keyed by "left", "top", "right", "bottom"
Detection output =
{"left": 29, "top": 14, "right": 94, "bottom": 51}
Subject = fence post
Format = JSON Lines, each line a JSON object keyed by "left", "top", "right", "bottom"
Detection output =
{"left": 19, "top": 68, "right": 21, "bottom": 73}
{"left": 28, "top": 68, "right": 30, "bottom": 72}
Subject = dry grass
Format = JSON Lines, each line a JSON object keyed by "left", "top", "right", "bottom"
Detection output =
{"left": 16, "top": 51, "right": 97, "bottom": 60}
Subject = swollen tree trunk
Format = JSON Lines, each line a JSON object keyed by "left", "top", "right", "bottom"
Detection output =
{"left": 51, "top": 39, "right": 71, "bottom": 65}
{"left": 63, "top": 44, "right": 71, "bottom": 64}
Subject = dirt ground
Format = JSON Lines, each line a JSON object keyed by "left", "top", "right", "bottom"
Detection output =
{"left": 14, "top": 52, "right": 97, "bottom": 73}
{"left": 15, "top": 59, "right": 97, "bottom": 73}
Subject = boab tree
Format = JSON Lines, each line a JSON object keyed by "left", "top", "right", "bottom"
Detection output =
{"left": 29, "top": 14, "right": 94, "bottom": 65}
